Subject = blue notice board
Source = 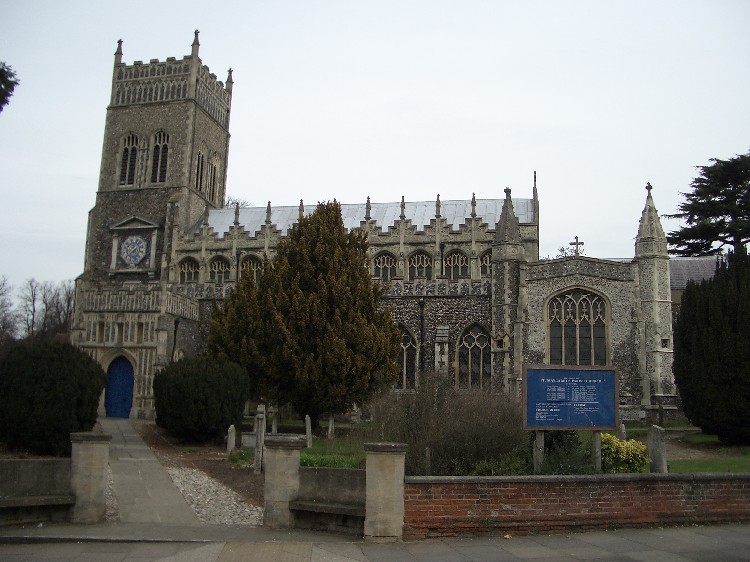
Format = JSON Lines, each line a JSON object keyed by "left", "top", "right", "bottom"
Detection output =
{"left": 523, "top": 366, "right": 618, "bottom": 430}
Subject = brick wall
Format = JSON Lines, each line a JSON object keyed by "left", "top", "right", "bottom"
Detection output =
{"left": 404, "top": 474, "right": 750, "bottom": 539}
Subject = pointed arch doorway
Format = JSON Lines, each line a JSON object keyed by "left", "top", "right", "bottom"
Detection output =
{"left": 105, "top": 356, "right": 134, "bottom": 418}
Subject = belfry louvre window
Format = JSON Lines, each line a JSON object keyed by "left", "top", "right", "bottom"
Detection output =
{"left": 457, "top": 325, "right": 491, "bottom": 389}
{"left": 444, "top": 251, "right": 469, "bottom": 280}
{"left": 373, "top": 252, "right": 397, "bottom": 282}
{"left": 408, "top": 251, "right": 432, "bottom": 280}
{"left": 179, "top": 258, "right": 199, "bottom": 283}
{"left": 209, "top": 257, "right": 231, "bottom": 285}
{"left": 150, "top": 131, "right": 169, "bottom": 183}
{"left": 548, "top": 289, "right": 607, "bottom": 366}
{"left": 119, "top": 134, "right": 139, "bottom": 185}
{"left": 397, "top": 325, "right": 417, "bottom": 390}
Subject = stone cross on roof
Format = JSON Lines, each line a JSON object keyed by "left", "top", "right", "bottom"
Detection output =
{"left": 569, "top": 236, "right": 584, "bottom": 257}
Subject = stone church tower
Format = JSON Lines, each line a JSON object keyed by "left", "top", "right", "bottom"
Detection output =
{"left": 73, "top": 32, "right": 233, "bottom": 418}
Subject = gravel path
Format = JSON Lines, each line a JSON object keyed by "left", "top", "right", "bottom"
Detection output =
{"left": 105, "top": 462, "right": 264, "bottom": 526}
{"left": 165, "top": 466, "right": 264, "bottom": 525}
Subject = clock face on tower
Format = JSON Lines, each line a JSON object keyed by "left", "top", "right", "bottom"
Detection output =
{"left": 120, "top": 235, "right": 147, "bottom": 266}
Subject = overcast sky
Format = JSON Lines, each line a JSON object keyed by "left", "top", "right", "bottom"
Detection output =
{"left": 1, "top": 1, "right": 748, "bottom": 293}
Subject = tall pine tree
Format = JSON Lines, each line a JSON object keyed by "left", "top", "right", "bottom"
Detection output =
{"left": 209, "top": 201, "right": 400, "bottom": 429}
{"left": 673, "top": 249, "right": 750, "bottom": 443}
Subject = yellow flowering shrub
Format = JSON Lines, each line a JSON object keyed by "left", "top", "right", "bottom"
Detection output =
{"left": 600, "top": 432, "right": 650, "bottom": 473}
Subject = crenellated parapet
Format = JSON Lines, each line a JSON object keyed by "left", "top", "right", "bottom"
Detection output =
{"left": 110, "top": 32, "right": 232, "bottom": 128}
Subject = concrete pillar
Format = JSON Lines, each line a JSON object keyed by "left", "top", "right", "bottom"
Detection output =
{"left": 70, "top": 432, "right": 112, "bottom": 524}
{"left": 364, "top": 442, "right": 408, "bottom": 542}
{"left": 648, "top": 425, "right": 668, "bottom": 473}
{"left": 263, "top": 434, "right": 306, "bottom": 529}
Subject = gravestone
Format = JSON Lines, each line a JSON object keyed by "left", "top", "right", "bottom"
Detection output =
{"left": 305, "top": 415, "right": 313, "bottom": 448}
{"left": 648, "top": 425, "right": 668, "bottom": 473}
{"left": 226, "top": 424, "right": 236, "bottom": 455}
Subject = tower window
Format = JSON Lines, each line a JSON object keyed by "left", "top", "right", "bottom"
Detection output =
{"left": 150, "top": 131, "right": 169, "bottom": 183}
{"left": 119, "top": 134, "right": 139, "bottom": 186}
{"left": 548, "top": 289, "right": 607, "bottom": 366}
{"left": 195, "top": 149, "right": 206, "bottom": 193}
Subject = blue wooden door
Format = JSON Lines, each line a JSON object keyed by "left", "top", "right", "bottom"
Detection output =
{"left": 105, "top": 356, "right": 134, "bottom": 418}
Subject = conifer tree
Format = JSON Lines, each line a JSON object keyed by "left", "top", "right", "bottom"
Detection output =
{"left": 209, "top": 201, "right": 400, "bottom": 429}
{"left": 667, "top": 151, "right": 750, "bottom": 256}
{"left": 673, "top": 250, "right": 750, "bottom": 443}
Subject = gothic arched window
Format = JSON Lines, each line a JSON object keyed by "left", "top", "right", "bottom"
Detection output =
{"left": 457, "top": 324, "right": 491, "bottom": 389}
{"left": 119, "top": 134, "right": 139, "bottom": 186}
{"left": 150, "top": 131, "right": 169, "bottom": 183}
{"left": 195, "top": 148, "right": 206, "bottom": 193}
{"left": 479, "top": 250, "right": 492, "bottom": 277}
{"left": 396, "top": 325, "right": 417, "bottom": 390}
{"left": 241, "top": 256, "right": 263, "bottom": 285}
{"left": 373, "top": 252, "right": 397, "bottom": 282}
{"left": 444, "top": 250, "right": 469, "bottom": 280}
{"left": 408, "top": 251, "right": 433, "bottom": 281}
{"left": 209, "top": 257, "right": 231, "bottom": 285}
{"left": 178, "top": 258, "right": 199, "bottom": 284}
{"left": 548, "top": 289, "right": 607, "bottom": 366}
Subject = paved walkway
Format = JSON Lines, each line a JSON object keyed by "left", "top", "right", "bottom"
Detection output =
{"left": 1, "top": 418, "right": 750, "bottom": 560}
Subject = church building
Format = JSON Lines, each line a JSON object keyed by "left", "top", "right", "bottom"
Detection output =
{"left": 74, "top": 33, "right": 698, "bottom": 420}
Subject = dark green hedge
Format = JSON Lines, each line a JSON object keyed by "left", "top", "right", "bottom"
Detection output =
{"left": 0, "top": 342, "right": 107, "bottom": 456}
{"left": 153, "top": 356, "right": 248, "bottom": 442}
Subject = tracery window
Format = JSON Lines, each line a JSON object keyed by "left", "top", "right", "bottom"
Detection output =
{"left": 457, "top": 325, "right": 491, "bottom": 389}
{"left": 396, "top": 325, "right": 417, "bottom": 390}
{"left": 241, "top": 256, "right": 263, "bottom": 285}
{"left": 208, "top": 257, "right": 231, "bottom": 285}
{"left": 444, "top": 251, "right": 469, "bottom": 280}
{"left": 548, "top": 289, "right": 607, "bottom": 366}
{"left": 373, "top": 252, "right": 397, "bottom": 282}
{"left": 408, "top": 251, "right": 433, "bottom": 281}
{"left": 479, "top": 251, "right": 492, "bottom": 277}
{"left": 150, "top": 131, "right": 169, "bottom": 183}
{"left": 178, "top": 258, "right": 199, "bottom": 283}
{"left": 119, "top": 134, "right": 139, "bottom": 186}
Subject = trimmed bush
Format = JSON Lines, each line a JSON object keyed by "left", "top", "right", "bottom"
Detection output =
{"left": 153, "top": 355, "right": 248, "bottom": 443}
{"left": 601, "top": 432, "right": 650, "bottom": 473}
{"left": 0, "top": 341, "right": 107, "bottom": 456}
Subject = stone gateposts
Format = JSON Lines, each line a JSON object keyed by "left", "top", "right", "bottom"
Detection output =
{"left": 364, "top": 443, "right": 408, "bottom": 542}
{"left": 70, "top": 432, "right": 112, "bottom": 523}
{"left": 264, "top": 438, "right": 408, "bottom": 541}
{"left": 263, "top": 434, "right": 306, "bottom": 529}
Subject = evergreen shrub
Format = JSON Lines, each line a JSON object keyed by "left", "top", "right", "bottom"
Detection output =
{"left": 601, "top": 432, "right": 649, "bottom": 473}
{"left": 153, "top": 355, "right": 248, "bottom": 442}
{"left": 0, "top": 341, "right": 107, "bottom": 456}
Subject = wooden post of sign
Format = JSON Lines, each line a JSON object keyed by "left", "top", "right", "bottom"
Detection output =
{"left": 533, "top": 430, "right": 545, "bottom": 474}
{"left": 592, "top": 431, "right": 602, "bottom": 472}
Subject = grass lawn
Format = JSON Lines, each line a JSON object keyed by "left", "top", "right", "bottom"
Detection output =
{"left": 669, "top": 457, "right": 750, "bottom": 473}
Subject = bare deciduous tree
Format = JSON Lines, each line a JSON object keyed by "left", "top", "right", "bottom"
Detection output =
{"left": 0, "top": 276, "right": 18, "bottom": 349}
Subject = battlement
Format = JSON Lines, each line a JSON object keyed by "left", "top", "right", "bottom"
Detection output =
{"left": 110, "top": 32, "right": 231, "bottom": 129}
